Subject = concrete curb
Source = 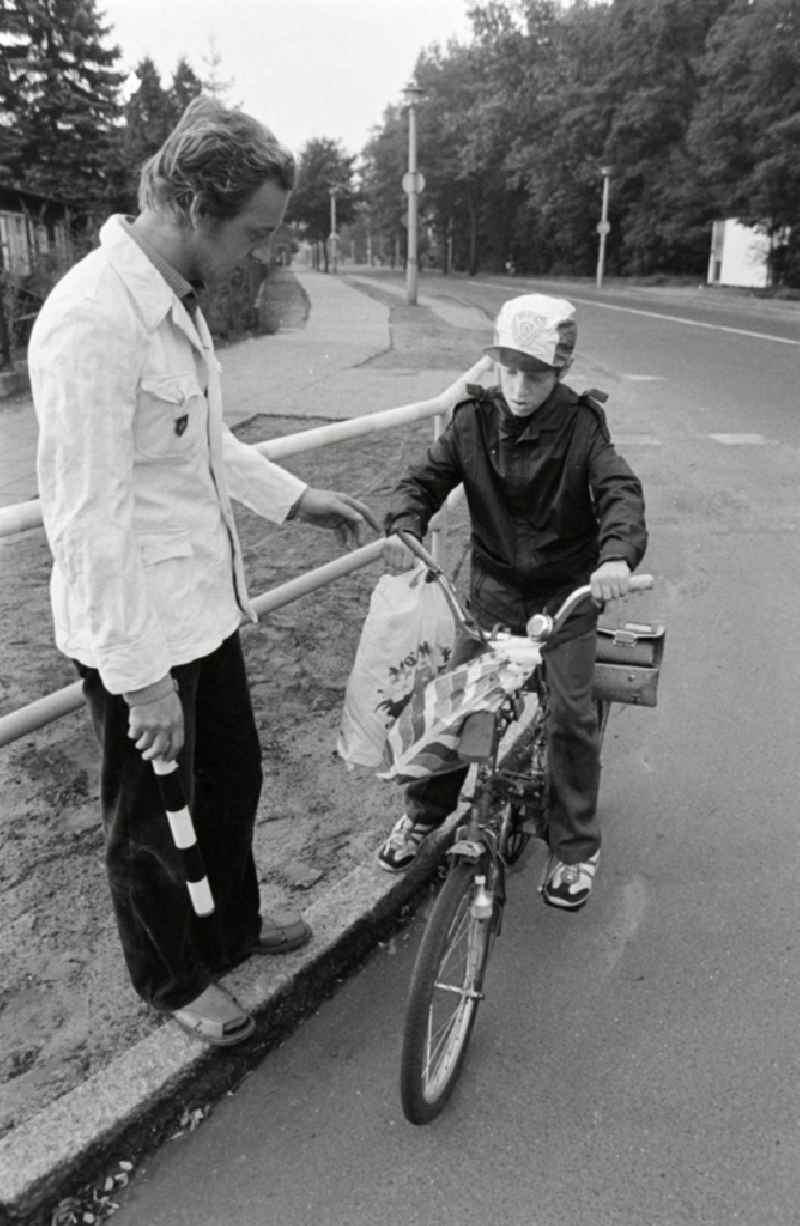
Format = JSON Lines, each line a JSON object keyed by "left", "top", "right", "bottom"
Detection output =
{"left": 0, "top": 703, "right": 535, "bottom": 1225}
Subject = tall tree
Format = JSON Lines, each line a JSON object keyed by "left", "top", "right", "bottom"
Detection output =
{"left": 361, "top": 105, "right": 408, "bottom": 267}
{"left": 414, "top": 39, "right": 495, "bottom": 274}
{"left": 122, "top": 57, "right": 203, "bottom": 209}
{"left": 482, "top": 0, "right": 574, "bottom": 273}
{"left": 285, "top": 138, "right": 356, "bottom": 272}
{"left": 689, "top": 0, "right": 800, "bottom": 281}
{"left": 123, "top": 56, "right": 170, "bottom": 203}
{"left": 0, "top": 0, "right": 28, "bottom": 180}
{"left": 6, "top": 0, "right": 125, "bottom": 208}
{"left": 596, "top": 0, "right": 733, "bottom": 275}
{"left": 168, "top": 55, "right": 202, "bottom": 122}
{"left": 201, "top": 34, "right": 234, "bottom": 102}
{"left": 358, "top": 0, "right": 798, "bottom": 281}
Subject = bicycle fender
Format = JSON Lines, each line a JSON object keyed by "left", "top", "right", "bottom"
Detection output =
{"left": 446, "top": 839, "right": 485, "bottom": 862}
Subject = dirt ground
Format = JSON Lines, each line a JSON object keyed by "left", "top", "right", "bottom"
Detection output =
{"left": 0, "top": 280, "right": 477, "bottom": 1144}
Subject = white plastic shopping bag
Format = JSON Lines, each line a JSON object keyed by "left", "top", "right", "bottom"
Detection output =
{"left": 337, "top": 563, "right": 456, "bottom": 767}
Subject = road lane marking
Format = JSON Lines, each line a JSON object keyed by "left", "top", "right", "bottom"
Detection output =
{"left": 484, "top": 280, "right": 799, "bottom": 345}
{"left": 708, "top": 432, "right": 768, "bottom": 445}
{"left": 609, "top": 433, "right": 774, "bottom": 447}
{"left": 595, "top": 875, "right": 649, "bottom": 977}
{"left": 621, "top": 373, "right": 665, "bottom": 381}
{"left": 562, "top": 296, "right": 800, "bottom": 346}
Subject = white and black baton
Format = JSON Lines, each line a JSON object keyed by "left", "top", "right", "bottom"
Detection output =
{"left": 152, "top": 758, "right": 215, "bottom": 917}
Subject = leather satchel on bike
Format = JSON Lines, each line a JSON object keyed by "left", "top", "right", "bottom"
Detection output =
{"left": 592, "top": 620, "right": 665, "bottom": 708}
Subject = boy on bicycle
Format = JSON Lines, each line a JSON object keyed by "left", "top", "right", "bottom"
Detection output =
{"left": 377, "top": 293, "right": 647, "bottom": 910}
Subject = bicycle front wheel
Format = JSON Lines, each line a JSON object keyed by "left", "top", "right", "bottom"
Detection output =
{"left": 400, "top": 862, "right": 494, "bottom": 1124}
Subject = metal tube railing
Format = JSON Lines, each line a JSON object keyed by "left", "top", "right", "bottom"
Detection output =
{"left": 0, "top": 497, "right": 40, "bottom": 536}
{"left": 0, "top": 540, "right": 387, "bottom": 749}
{"left": 0, "top": 681, "right": 84, "bottom": 747}
{"left": 0, "top": 356, "right": 492, "bottom": 746}
{"left": 0, "top": 357, "right": 491, "bottom": 539}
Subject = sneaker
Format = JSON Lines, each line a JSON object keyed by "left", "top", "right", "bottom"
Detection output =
{"left": 541, "top": 851, "right": 600, "bottom": 911}
{"left": 377, "top": 815, "right": 437, "bottom": 873}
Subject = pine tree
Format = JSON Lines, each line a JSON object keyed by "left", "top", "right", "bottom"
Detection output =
{"left": 201, "top": 34, "right": 233, "bottom": 101}
{"left": 0, "top": 0, "right": 30, "bottom": 180}
{"left": 122, "top": 56, "right": 170, "bottom": 204}
{"left": 122, "top": 56, "right": 203, "bottom": 208}
{"left": 168, "top": 56, "right": 202, "bottom": 124}
{"left": 5, "top": 0, "right": 125, "bottom": 207}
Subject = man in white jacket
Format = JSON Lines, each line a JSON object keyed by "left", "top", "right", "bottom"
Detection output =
{"left": 28, "top": 96, "right": 376, "bottom": 1047}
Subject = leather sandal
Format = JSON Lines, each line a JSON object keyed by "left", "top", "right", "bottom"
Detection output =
{"left": 251, "top": 911, "right": 312, "bottom": 955}
{"left": 170, "top": 984, "right": 255, "bottom": 1047}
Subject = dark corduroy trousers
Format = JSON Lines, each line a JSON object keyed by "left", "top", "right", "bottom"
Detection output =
{"left": 76, "top": 632, "right": 263, "bottom": 1010}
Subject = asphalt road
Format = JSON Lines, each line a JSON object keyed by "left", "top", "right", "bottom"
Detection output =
{"left": 111, "top": 277, "right": 800, "bottom": 1226}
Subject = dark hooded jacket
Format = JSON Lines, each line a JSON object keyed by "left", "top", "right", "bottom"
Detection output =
{"left": 385, "top": 382, "right": 647, "bottom": 617}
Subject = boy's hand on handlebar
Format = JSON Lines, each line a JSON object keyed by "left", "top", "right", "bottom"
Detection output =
{"left": 590, "top": 559, "right": 631, "bottom": 603}
{"left": 384, "top": 534, "right": 418, "bottom": 574}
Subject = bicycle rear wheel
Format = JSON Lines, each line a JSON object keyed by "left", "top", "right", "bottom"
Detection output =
{"left": 400, "top": 862, "right": 494, "bottom": 1124}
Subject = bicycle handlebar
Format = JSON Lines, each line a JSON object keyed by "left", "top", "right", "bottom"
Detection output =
{"left": 392, "top": 530, "right": 653, "bottom": 645}
{"left": 527, "top": 574, "right": 654, "bottom": 640}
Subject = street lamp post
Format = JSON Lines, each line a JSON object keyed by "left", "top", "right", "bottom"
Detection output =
{"left": 328, "top": 187, "right": 338, "bottom": 274}
{"left": 402, "top": 80, "right": 425, "bottom": 305}
{"left": 596, "top": 165, "right": 612, "bottom": 290}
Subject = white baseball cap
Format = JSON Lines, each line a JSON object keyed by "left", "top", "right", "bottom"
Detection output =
{"left": 485, "top": 293, "right": 577, "bottom": 371}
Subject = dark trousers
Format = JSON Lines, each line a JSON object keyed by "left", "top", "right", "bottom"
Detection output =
{"left": 406, "top": 575, "right": 601, "bottom": 864}
{"left": 77, "top": 632, "right": 263, "bottom": 1010}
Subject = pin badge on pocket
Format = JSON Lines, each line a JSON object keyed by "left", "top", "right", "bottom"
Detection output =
{"left": 175, "top": 413, "right": 189, "bottom": 437}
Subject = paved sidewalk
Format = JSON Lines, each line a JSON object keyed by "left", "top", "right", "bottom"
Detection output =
{"left": 0, "top": 401, "right": 39, "bottom": 508}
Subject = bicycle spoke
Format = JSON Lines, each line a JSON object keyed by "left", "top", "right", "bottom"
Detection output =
{"left": 424, "top": 1000, "right": 465, "bottom": 1074}
{"left": 424, "top": 1001, "right": 471, "bottom": 1094}
{"left": 432, "top": 982, "right": 482, "bottom": 997}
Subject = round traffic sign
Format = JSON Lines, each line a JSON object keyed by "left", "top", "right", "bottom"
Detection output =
{"left": 402, "top": 171, "right": 426, "bottom": 194}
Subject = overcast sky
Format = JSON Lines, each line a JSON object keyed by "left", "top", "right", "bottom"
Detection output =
{"left": 99, "top": 0, "right": 474, "bottom": 157}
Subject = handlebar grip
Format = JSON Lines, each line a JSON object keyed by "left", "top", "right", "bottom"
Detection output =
{"left": 628, "top": 573, "right": 654, "bottom": 592}
{"left": 153, "top": 759, "right": 215, "bottom": 917}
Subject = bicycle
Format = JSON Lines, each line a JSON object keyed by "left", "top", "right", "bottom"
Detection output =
{"left": 392, "top": 530, "right": 658, "bottom": 1125}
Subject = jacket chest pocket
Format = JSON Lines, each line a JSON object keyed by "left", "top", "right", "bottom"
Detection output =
{"left": 135, "top": 375, "right": 206, "bottom": 460}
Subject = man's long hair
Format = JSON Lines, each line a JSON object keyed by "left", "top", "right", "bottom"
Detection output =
{"left": 138, "top": 96, "right": 295, "bottom": 224}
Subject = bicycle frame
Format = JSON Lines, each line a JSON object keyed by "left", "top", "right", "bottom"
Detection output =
{"left": 445, "top": 666, "right": 549, "bottom": 929}
{"left": 393, "top": 527, "right": 653, "bottom": 906}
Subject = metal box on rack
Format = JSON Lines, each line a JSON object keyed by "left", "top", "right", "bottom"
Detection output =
{"left": 592, "top": 621, "right": 665, "bottom": 708}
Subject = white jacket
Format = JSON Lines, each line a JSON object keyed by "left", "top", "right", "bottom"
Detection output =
{"left": 28, "top": 216, "right": 307, "bottom": 694}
